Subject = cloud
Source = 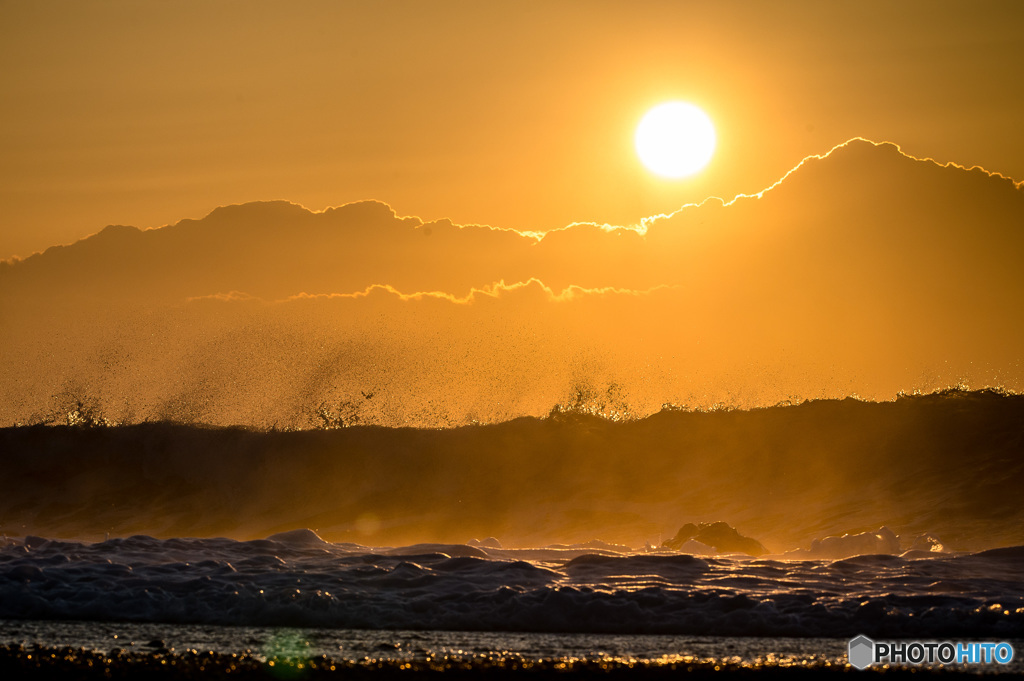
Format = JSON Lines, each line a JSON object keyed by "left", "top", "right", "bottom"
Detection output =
{"left": 185, "top": 290, "right": 261, "bottom": 304}
{"left": 3, "top": 138, "right": 1020, "bottom": 309}
{"left": 185, "top": 279, "right": 679, "bottom": 309}
{"left": 3, "top": 139, "right": 1023, "bottom": 427}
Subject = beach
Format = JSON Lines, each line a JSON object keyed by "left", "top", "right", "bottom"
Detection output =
{"left": 3, "top": 623, "right": 1021, "bottom": 679}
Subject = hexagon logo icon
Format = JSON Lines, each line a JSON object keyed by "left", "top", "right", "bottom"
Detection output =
{"left": 848, "top": 635, "right": 875, "bottom": 670}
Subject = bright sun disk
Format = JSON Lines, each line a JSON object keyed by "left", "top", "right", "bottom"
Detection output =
{"left": 635, "top": 102, "right": 716, "bottom": 178}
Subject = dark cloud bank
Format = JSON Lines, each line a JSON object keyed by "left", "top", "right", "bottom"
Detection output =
{"left": 2, "top": 139, "right": 1022, "bottom": 427}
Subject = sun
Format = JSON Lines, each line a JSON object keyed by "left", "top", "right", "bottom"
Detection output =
{"left": 635, "top": 102, "right": 716, "bottom": 178}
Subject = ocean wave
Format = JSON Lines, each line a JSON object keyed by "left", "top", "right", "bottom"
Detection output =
{"left": 1, "top": 533, "right": 1021, "bottom": 637}
{"left": 2, "top": 389, "right": 1021, "bottom": 552}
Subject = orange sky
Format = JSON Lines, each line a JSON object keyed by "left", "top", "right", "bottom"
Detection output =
{"left": 2, "top": 0, "right": 1023, "bottom": 260}
{"left": 3, "top": 137, "right": 1022, "bottom": 427}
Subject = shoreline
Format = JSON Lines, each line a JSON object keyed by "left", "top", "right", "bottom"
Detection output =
{"left": 4, "top": 643, "right": 1019, "bottom": 680}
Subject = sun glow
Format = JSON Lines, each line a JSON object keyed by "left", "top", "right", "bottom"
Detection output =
{"left": 635, "top": 102, "right": 716, "bottom": 178}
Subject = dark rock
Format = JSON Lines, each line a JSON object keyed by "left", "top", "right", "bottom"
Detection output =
{"left": 662, "top": 521, "right": 767, "bottom": 556}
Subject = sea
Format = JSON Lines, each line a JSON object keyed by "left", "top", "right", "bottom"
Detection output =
{"left": 1, "top": 388, "right": 1022, "bottom": 675}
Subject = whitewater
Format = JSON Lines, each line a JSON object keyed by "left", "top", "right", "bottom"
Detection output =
{"left": 2, "top": 529, "right": 1023, "bottom": 638}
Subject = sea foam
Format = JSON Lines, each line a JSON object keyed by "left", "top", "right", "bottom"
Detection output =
{"left": 1, "top": 533, "right": 1021, "bottom": 637}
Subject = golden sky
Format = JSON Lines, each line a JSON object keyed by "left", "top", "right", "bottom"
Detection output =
{"left": 2, "top": 0, "right": 1023, "bottom": 260}
{"left": 3, "top": 2, "right": 1023, "bottom": 430}
{"left": 3, "top": 137, "right": 1022, "bottom": 426}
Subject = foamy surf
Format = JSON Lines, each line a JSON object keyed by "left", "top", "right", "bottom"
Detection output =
{"left": 1, "top": 532, "right": 1021, "bottom": 638}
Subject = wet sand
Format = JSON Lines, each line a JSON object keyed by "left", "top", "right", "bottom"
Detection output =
{"left": 2, "top": 644, "right": 1019, "bottom": 680}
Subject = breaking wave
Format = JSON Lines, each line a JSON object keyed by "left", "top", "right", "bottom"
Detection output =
{"left": 1, "top": 532, "right": 1021, "bottom": 637}
{"left": 2, "top": 389, "right": 1022, "bottom": 553}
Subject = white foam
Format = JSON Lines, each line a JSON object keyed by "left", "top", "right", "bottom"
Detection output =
{"left": 1, "top": 532, "right": 1020, "bottom": 637}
